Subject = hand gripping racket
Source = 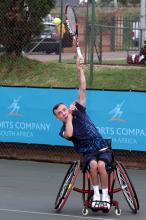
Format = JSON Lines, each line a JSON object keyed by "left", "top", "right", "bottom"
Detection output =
{"left": 65, "top": 5, "right": 84, "bottom": 62}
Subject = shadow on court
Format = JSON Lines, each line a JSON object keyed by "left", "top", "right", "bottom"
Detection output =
{"left": 0, "top": 159, "right": 145, "bottom": 220}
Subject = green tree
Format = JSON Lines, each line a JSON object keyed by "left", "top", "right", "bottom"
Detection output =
{"left": 0, "top": 0, "right": 55, "bottom": 57}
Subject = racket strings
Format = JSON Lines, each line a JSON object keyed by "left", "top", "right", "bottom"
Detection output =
{"left": 65, "top": 20, "right": 74, "bottom": 34}
{"left": 65, "top": 5, "right": 83, "bottom": 61}
{"left": 66, "top": 6, "right": 77, "bottom": 35}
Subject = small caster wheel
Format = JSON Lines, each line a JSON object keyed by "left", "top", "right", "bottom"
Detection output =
{"left": 82, "top": 207, "right": 89, "bottom": 216}
{"left": 115, "top": 208, "right": 121, "bottom": 216}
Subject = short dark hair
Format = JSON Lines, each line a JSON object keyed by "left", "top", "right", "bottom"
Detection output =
{"left": 52, "top": 103, "right": 65, "bottom": 115}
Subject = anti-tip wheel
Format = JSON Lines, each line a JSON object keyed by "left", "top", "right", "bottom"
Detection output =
{"left": 82, "top": 207, "right": 89, "bottom": 216}
{"left": 115, "top": 208, "right": 122, "bottom": 216}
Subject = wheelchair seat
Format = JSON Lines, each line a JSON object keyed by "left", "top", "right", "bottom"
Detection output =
{"left": 80, "top": 139, "right": 115, "bottom": 173}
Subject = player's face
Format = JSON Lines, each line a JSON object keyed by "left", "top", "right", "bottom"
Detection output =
{"left": 54, "top": 104, "right": 69, "bottom": 122}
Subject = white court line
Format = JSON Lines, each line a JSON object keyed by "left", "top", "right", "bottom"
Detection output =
{"left": 0, "top": 208, "right": 116, "bottom": 220}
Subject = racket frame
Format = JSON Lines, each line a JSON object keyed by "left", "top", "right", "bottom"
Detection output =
{"left": 65, "top": 4, "right": 83, "bottom": 59}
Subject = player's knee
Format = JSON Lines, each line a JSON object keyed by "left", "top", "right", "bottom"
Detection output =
{"left": 89, "top": 160, "right": 98, "bottom": 171}
{"left": 97, "top": 160, "right": 106, "bottom": 172}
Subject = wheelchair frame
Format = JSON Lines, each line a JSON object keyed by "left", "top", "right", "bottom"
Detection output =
{"left": 55, "top": 159, "right": 139, "bottom": 216}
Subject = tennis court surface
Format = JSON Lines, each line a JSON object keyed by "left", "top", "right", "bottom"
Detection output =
{"left": 0, "top": 159, "right": 145, "bottom": 220}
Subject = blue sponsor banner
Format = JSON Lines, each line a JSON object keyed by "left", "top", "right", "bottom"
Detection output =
{"left": 0, "top": 86, "right": 145, "bottom": 151}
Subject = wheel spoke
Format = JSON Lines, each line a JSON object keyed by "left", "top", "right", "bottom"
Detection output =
{"left": 116, "top": 161, "right": 138, "bottom": 213}
{"left": 54, "top": 161, "right": 80, "bottom": 211}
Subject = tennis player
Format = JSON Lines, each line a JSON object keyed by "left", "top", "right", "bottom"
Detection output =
{"left": 53, "top": 56, "right": 112, "bottom": 209}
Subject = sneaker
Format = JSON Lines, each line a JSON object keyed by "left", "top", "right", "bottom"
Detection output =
{"left": 102, "top": 194, "right": 110, "bottom": 209}
{"left": 91, "top": 194, "right": 101, "bottom": 209}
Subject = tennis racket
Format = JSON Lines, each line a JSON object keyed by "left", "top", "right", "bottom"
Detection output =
{"left": 65, "top": 5, "right": 84, "bottom": 62}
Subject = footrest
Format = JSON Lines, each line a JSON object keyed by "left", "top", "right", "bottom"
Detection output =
{"left": 91, "top": 201, "right": 111, "bottom": 212}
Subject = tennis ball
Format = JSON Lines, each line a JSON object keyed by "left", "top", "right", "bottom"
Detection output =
{"left": 53, "top": 17, "right": 61, "bottom": 25}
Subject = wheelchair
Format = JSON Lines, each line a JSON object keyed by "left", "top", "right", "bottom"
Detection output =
{"left": 54, "top": 149, "right": 139, "bottom": 216}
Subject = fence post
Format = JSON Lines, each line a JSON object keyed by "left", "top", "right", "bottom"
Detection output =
{"left": 89, "top": 0, "right": 96, "bottom": 87}
{"left": 111, "top": 17, "right": 115, "bottom": 51}
{"left": 59, "top": 0, "right": 64, "bottom": 63}
{"left": 84, "top": 0, "right": 89, "bottom": 64}
{"left": 99, "top": 26, "right": 103, "bottom": 64}
{"left": 140, "top": 0, "right": 146, "bottom": 47}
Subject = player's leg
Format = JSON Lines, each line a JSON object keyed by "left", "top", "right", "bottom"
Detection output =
{"left": 82, "top": 155, "right": 101, "bottom": 209}
{"left": 89, "top": 160, "right": 101, "bottom": 208}
{"left": 98, "top": 150, "right": 113, "bottom": 209}
{"left": 97, "top": 160, "right": 110, "bottom": 209}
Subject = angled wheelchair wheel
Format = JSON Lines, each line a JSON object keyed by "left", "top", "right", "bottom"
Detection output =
{"left": 116, "top": 160, "right": 139, "bottom": 213}
{"left": 54, "top": 160, "right": 80, "bottom": 212}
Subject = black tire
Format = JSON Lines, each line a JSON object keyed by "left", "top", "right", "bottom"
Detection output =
{"left": 116, "top": 160, "right": 139, "bottom": 213}
{"left": 54, "top": 160, "right": 80, "bottom": 212}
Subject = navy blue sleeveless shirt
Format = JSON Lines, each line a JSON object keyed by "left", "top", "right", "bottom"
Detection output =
{"left": 59, "top": 102, "right": 107, "bottom": 154}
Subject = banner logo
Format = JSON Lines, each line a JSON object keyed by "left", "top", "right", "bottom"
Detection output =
{"left": 109, "top": 100, "right": 127, "bottom": 122}
{"left": 8, "top": 96, "right": 22, "bottom": 117}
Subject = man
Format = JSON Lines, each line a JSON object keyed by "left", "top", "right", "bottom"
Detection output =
{"left": 53, "top": 56, "right": 112, "bottom": 209}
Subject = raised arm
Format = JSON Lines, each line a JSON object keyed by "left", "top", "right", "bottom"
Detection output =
{"left": 76, "top": 57, "right": 86, "bottom": 106}
{"left": 62, "top": 57, "right": 86, "bottom": 139}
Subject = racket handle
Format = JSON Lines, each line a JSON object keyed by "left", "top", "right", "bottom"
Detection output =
{"left": 76, "top": 46, "right": 82, "bottom": 57}
{"left": 77, "top": 46, "right": 84, "bottom": 62}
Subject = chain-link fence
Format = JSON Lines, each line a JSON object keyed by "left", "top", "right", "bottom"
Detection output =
{"left": 0, "top": 1, "right": 142, "bottom": 62}
{"left": 0, "top": 1, "right": 146, "bottom": 168}
{"left": 0, "top": 142, "right": 146, "bottom": 169}
{"left": 50, "top": 3, "right": 141, "bottom": 64}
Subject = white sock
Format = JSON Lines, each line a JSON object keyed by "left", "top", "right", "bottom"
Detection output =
{"left": 93, "top": 185, "right": 100, "bottom": 199}
{"left": 102, "top": 188, "right": 108, "bottom": 195}
{"left": 102, "top": 188, "right": 110, "bottom": 209}
{"left": 102, "top": 188, "right": 109, "bottom": 201}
